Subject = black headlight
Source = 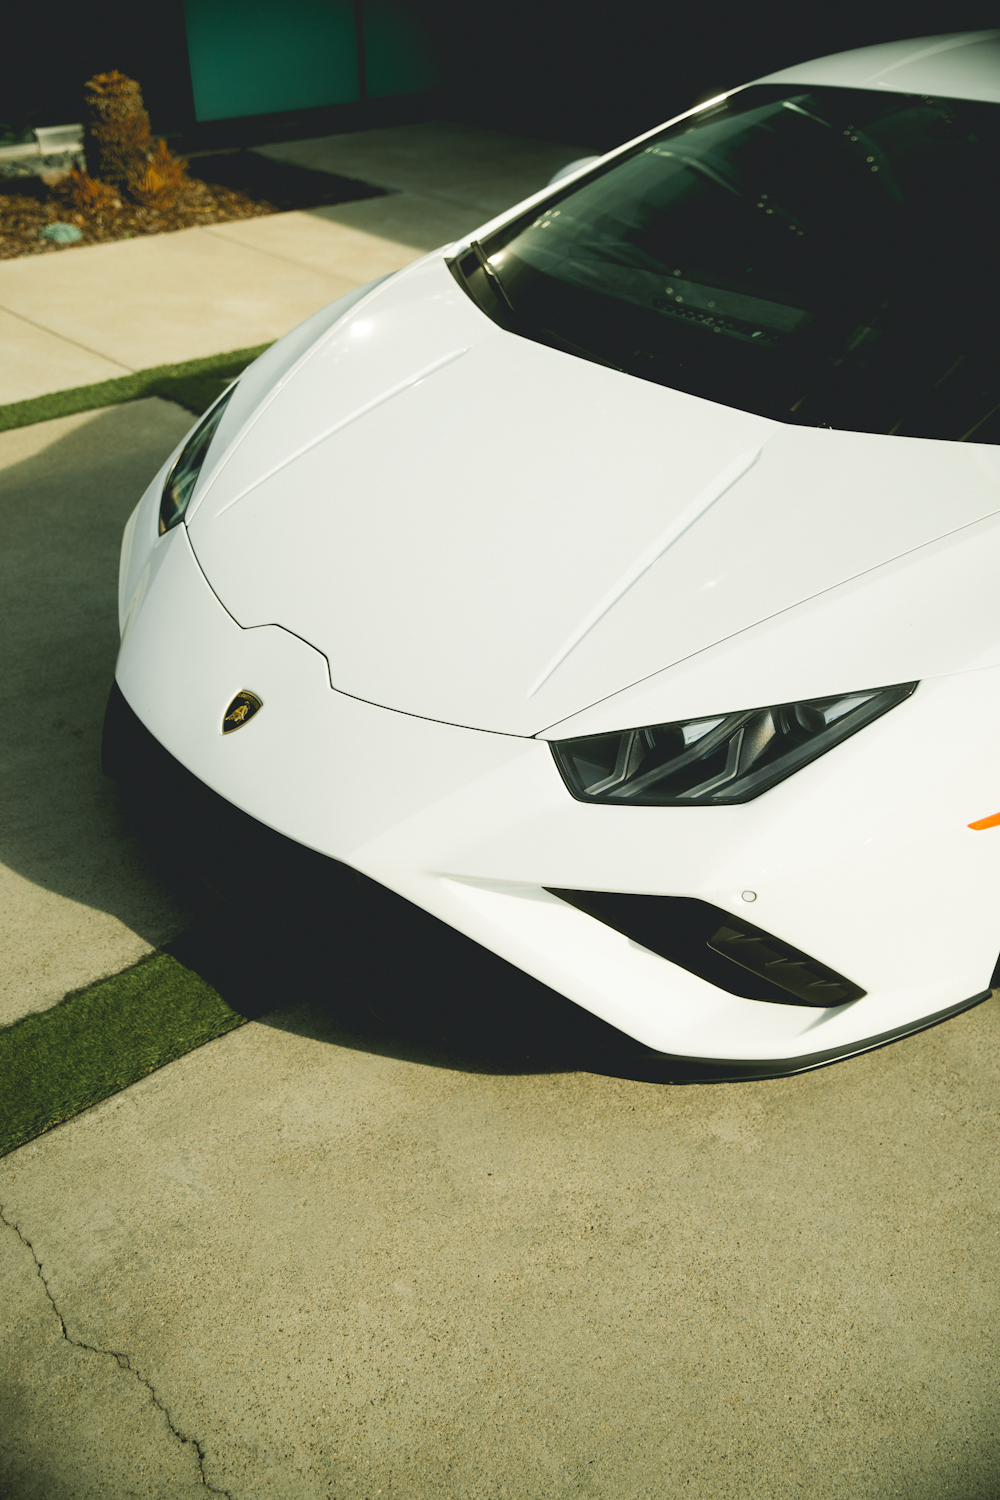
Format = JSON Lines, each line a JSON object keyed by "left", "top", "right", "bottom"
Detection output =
{"left": 159, "top": 387, "right": 235, "bottom": 535}
{"left": 550, "top": 683, "right": 917, "bottom": 805}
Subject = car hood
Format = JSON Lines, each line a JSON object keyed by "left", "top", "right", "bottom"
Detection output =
{"left": 188, "top": 255, "right": 1000, "bottom": 736}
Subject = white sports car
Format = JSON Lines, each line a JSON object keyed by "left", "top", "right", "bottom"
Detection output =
{"left": 107, "top": 30, "right": 1000, "bottom": 1078}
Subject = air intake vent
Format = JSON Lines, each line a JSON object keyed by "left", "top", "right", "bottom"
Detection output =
{"left": 546, "top": 890, "right": 865, "bottom": 1008}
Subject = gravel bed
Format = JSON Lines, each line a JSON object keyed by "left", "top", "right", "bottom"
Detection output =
{"left": 0, "top": 150, "right": 387, "bottom": 260}
{"left": 0, "top": 177, "right": 275, "bottom": 259}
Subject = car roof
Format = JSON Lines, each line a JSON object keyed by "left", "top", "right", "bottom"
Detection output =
{"left": 752, "top": 30, "right": 1000, "bottom": 104}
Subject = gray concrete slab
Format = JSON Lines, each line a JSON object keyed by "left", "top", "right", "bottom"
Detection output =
{"left": 205, "top": 206, "right": 439, "bottom": 283}
{"left": 0, "top": 225, "right": 363, "bottom": 378}
{"left": 0, "top": 307, "right": 131, "bottom": 407}
{"left": 255, "top": 119, "right": 595, "bottom": 221}
{"left": 2, "top": 989, "right": 998, "bottom": 1498}
{"left": 0, "top": 1213, "right": 208, "bottom": 1498}
{"left": 0, "top": 400, "right": 189, "bottom": 1026}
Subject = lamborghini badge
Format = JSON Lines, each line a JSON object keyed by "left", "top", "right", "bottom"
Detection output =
{"left": 222, "top": 690, "right": 263, "bottom": 734}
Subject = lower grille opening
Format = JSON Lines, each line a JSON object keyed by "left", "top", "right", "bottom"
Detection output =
{"left": 546, "top": 890, "right": 865, "bottom": 1007}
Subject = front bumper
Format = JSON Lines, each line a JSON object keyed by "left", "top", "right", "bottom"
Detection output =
{"left": 113, "top": 518, "right": 1000, "bottom": 1067}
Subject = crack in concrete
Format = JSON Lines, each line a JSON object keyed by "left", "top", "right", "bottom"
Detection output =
{"left": 0, "top": 1202, "right": 232, "bottom": 1498}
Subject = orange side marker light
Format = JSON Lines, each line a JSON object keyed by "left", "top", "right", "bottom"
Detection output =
{"left": 968, "top": 811, "right": 1000, "bottom": 830}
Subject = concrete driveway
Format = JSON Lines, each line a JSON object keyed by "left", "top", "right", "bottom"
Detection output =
{"left": 3, "top": 988, "right": 998, "bottom": 1499}
{"left": 2, "top": 361, "right": 999, "bottom": 1500}
{"left": 0, "top": 400, "right": 191, "bottom": 1025}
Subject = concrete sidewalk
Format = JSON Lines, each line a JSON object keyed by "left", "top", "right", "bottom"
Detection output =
{"left": 0, "top": 122, "right": 592, "bottom": 405}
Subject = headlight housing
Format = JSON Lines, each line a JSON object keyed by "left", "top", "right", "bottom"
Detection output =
{"left": 159, "top": 386, "right": 235, "bottom": 534}
{"left": 550, "top": 683, "right": 917, "bottom": 805}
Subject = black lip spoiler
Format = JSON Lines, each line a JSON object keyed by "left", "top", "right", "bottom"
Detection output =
{"left": 647, "top": 988, "right": 993, "bottom": 1083}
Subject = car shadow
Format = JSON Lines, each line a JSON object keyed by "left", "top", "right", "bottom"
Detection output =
{"left": 163, "top": 884, "right": 696, "bottom": 1087}
{"left": 97, "top": 671, "right": 739, "bottom": 1088}
{"left": 184, "top": 149, "right": 392, "bottom": 211}
{"left": 111, "top": 732, "right": 703, "bottom": 1087}
{"left": 0, "top": 401, "right": 196, "bottom": 959}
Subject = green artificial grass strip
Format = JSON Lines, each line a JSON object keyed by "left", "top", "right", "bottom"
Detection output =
{"left": 0, "top": 343, "right": 274, "bottom": 431}
{"left": 0, "top": 953, "right": 248, "bottom": 1157}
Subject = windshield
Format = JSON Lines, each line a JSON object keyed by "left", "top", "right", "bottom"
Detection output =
{"left": 452, "top": 85, "right": 1000, "bottom": 443}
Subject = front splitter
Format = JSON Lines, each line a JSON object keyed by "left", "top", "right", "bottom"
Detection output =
{"left": 650, "top": 988, "right": 993, "bottom": 1082}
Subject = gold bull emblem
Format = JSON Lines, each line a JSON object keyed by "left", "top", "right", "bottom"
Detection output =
{"left": 222, "top": 691, "right": 263, "bottom": 734}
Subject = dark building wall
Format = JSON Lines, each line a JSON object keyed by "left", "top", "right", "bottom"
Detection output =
{"left": 182, "top": 0, "right": 438, "bottom": 122}
{"left": 183, "top": 0, "right": 364, "bottom": 120}
{"left": 1, "top": 1, "right": 196, "bottom": 136}
{"left": 3, "top": 0, "right": 998, "bottom": 149}
{"left": 438, "top": 0, "right": 1000, "bottom": 150}
{"left": 1, "top": 0, "right": 444, "bottom": 141}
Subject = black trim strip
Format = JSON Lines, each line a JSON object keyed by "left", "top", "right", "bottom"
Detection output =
{"left": 649, "top": 989, "right": 993, "bottom": 1083}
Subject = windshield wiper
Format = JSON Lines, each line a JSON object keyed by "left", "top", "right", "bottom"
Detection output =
{"left": 470, "top": 240, "right": 516, "bottom": 313}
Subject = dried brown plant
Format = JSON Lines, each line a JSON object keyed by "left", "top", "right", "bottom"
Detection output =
{"left": 132, "top": 137, "right": 189, "bottom": 210}
{"left": 52, "top": 165, "right": 120, "bottom": 216}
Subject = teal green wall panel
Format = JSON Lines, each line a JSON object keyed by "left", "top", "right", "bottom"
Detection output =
{"left": 363, "top": 1, "right": 438, "bottom": 99}
{"left": 184, "top": 0, "right": 361, "bottom": 122}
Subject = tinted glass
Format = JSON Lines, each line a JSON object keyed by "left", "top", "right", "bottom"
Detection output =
{"left": 455, "top": 86, "right": 1000, "bottom": 443}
